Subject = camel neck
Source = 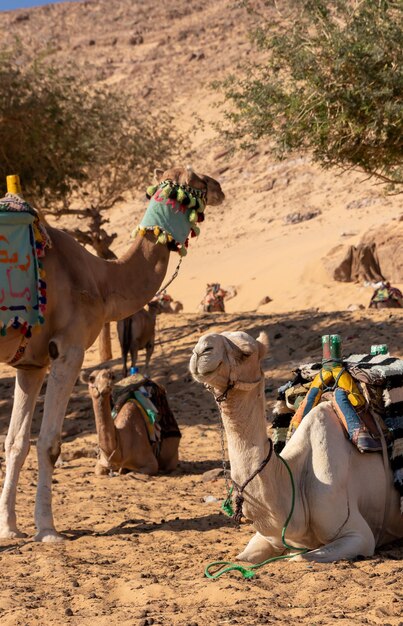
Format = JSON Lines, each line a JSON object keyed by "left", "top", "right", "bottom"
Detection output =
{"left": 103, "top": 233, "right": 170, "bottom": 322}
{"left": 219, "top": 381, "right": 290, "bottom": 524}
{"left": 92, "top": 394, "right": 119, "bottom": 458}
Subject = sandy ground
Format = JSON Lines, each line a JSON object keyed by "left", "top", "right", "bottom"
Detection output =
{"left": 0, "top": 1, "right": 402, "bottom": 624}
{"left": 0, "top": 310, "right": 402, "bottom": 626}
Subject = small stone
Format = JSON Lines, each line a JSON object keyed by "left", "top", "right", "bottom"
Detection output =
{"left": 129, "top": 34, "right": 144, "bottom": 45}
{"left": 65, "top": 608, "right": 73, "bottom": 616}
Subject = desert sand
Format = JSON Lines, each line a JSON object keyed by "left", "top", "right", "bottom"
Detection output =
{"left": 0, "top": 0, "right": 402, "bottom": 625}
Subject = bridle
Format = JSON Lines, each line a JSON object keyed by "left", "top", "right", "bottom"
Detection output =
{"left": 206, "top": 368, "right": 273, "bottom": 524}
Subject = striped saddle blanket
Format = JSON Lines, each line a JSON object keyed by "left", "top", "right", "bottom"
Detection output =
{"left": 272, "top": 353, "right": 403, "bottom": 512}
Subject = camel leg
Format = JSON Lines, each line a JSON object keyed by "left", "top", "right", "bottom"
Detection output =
{"left": 236, "top": 531, "right": 284, "bottom": 563}
{"left": 144, "top": 341, "right": 154, "bottom": 376}
{"left": 129, "top": 343, "right": 138, "bottom": 376}
{"left": 294, "top": 521, "right": 376, "bottom": 563}
{"left": 158, "top": 437, "right": 179, "bottom": 472}
{"left": 34, "top": 345, "right": 84, "bottom": 542}
{"left": 0, "top": 367, "right": 46, "bottom": 539}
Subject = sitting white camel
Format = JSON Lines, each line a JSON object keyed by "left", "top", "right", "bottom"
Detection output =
{"left": 190, "top": 331, "right": 403, "bottom": 563}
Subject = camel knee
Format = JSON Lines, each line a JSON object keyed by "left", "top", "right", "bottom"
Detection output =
{"left": 5, "top": 433, "right": 30, "bottom": 464}
{"left": 236, "top": 532, "right": 281, "bottom": 564}
{"left": 95, "top": 462, "right": 110, "bottom": 476}
{"left": 37, "top": 438, "right": 61, "bottom": 467}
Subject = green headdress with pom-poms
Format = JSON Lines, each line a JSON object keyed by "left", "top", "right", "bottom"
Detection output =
{"left": 134, "top": 180, "right": 207, "bottom": 254}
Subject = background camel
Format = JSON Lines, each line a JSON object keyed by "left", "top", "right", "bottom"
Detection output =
{"left": 84, "top": 368, "right": 180, "bottom": 476}
{"left": 190, "top": 330, "right": 403, "bottom": 563}
{"left": 117, "top": 300, "right": 160, "bottom": 378}
{"left": 197, "top": 283, "right": 237, "bottom": 313}
{"left": 151, "top": 292, "right": 183, "bottom": 314}
{"left": 0, "top": 166, "right": 224, "bottom": 542}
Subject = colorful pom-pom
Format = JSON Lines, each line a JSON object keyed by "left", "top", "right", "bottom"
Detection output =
{"left": 189, "top": 209, "right": 197, "bottom": 223}
{"left": 161, "top": 184, "right": 171, "bottom": 199}
{"left": 158, "top": 232, "right": 167, "bottom": 244}
{"left": 177, "top": 188, "right": 186, "bottom": 203}
{"left": 188, "top": 196, "right": 196, "bottom": 208}
{"left": 153, "top": 226, "right": 161, "bottom": 236}
{"left": 179, "top": 245, "right": 188, "bottom": 257}
{"left": 191, "top": 225, "right": 200, "bottom": 237}
{"left": 146, "top": 184, "right": 158, "bottom": 198}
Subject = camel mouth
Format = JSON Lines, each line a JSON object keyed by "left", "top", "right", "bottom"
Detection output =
{"left": 189, "top": 354, "right": 222, "bottom": 383}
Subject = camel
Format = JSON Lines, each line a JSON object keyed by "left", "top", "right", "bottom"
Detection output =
{"left": 151, "top": 293, "right": 183, "bottom": 314}
{"left": 197, "top": 283, "right": 237, "bottom": 313}
{"left": 84, "top": 368, "right": 180, "bottom": 476}
{"left": 189, "top": 330, "right": 403, "bottom": 563}
{"left": 369, "top": 282, "right": 403, "bottom": 309}
{"left": 117, "top": 300, "right": 160, "bottom": 378}
{"left": 0, "top": 165, "right": 224, "bottom": 542}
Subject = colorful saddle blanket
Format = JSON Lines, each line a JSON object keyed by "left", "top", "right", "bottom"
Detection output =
{"left": 0, "top": 194, "right": 49, "bottom": 338}
{"left": 272, "top": 353, "right": 403, "bottom": 512}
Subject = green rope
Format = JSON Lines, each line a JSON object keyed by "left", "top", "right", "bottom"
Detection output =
{"left": 205, "top": 454, "right": 309, "bottom": 579}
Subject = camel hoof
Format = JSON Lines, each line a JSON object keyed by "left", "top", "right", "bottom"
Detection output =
{"left": 34, "top": 529, "right": 65, "bottom": 543}
{"left": 0, "top": 527, "right": 27, "bottom": 539}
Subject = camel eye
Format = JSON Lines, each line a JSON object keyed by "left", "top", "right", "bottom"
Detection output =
{"left": 89, "top": 375, "right": 96, "bottom": 384}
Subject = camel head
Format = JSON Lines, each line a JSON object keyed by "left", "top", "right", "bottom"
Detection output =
{"left": 189, "top": 330, "right": 269, "bottom": 392}
{"left": 154, "top": 166, "right": 225, "bottom": 206}
{"left": 82, "top": 368, "right": 116, "bottom": 399}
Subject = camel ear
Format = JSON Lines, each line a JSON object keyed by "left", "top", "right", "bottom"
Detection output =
{"left": 256, "top": 331, "right": 269, "bottom": 359}
{"left": 80, "top": 370, "right": 90, "bottom": 384}
{"left": 154, "top": 168, "right": 164, "bottom": 182}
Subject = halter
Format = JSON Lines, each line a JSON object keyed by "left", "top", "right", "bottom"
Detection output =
{"left": 207, "top": 368, "right": 272, "bottom": 524}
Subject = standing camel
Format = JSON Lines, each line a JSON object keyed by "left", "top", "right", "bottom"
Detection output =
{"left": 190, "top": 331, "right": 403, "bottom": 562}
{"left": 0, "top": 166, "right": 224, "bottom": 541}
{"left": 117, "top": 300, "right": 159, "bottom": 378}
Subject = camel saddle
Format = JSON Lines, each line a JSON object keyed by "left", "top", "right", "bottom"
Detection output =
{"left": 272, "top": 353, "right": 403, "bottom": 507}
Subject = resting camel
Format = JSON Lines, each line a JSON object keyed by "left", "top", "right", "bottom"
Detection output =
{"left": 197, "top": 283, "right": 237, "bottom": 313}
{"left": 190, "top": 331, "right": 403, "bottom": 562}
{"left": 0, "top": 166, "right": 224, "bottom": 542}
{"left": 151, "top": 292, "right": 183, "bottom": 314}
{"left": 117, "top": 300, "right": 159, "bottom": 378}
{"left": 84, "top": 368, "right": 180, "bottom": 476}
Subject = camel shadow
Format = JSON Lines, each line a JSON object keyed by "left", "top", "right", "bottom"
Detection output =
{"left": 63, "top": 512, "right": 232, "bottom": 540}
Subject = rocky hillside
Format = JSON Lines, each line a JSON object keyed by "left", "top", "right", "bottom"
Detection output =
{"left": 1, "top": 0, "right": 401, "bottom": 313}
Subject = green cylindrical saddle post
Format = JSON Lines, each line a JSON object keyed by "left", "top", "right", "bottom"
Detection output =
{"left": 321, "top": 334, "right": 342, "bottom": 367}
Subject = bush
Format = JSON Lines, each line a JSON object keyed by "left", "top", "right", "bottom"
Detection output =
{"left": 0, "top": 49, "right": 178, "bottom": 210}
{"left": 218, "top": 0, "right": 402, "bottom": 186}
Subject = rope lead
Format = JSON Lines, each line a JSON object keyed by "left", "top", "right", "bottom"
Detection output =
{"left": 205, "top": 453, "right": 309, "bottom": 579}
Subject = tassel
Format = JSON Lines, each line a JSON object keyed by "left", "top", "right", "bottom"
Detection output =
{"left": 179, "top": 245, "right": 188, "bottom": 257}
{"left": 176, "top": 187, "right": 186, "bottom": 203}
{"left": 153, "top": 226, "right": 161, "bottom": 237}
{"left": 197, "top": 212, "right": 205, "bottom": 223}
{"left": 191, "top": 225, "right": 200, "bottom": 237}
{"left": 161, "top": 184, "right": 171, "bottom": 199}
{"left": 188, "top": 210, "right": 197, "bottom": 223}
{"left": 146, "top": 184, "right": 158, "bottom": 198}
{"left": 188, "top": 196, "right": 196, "bottom": 208}
{"left": 157, "top": 232, "right": 167, "bottom": 244}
